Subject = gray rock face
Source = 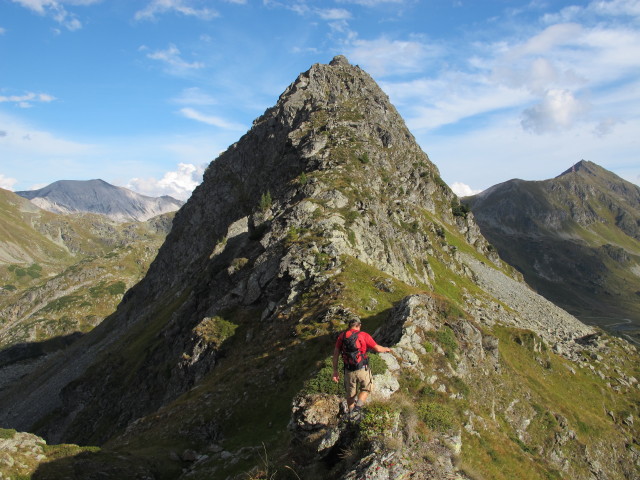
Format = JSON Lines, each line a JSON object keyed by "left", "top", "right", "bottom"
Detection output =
{"left": 17, "top": 179, "right": 184, "bottom": 222}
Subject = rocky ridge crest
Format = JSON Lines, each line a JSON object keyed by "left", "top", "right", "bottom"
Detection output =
{"left": 1, "top": 57, "right": 637, "bottom": 480}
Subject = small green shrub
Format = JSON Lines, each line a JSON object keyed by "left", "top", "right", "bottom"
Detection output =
{"left": 358, "top": 153, "right": 370, "bottom": 165}
{"left": 368, "top": 353, "right": 388, "bottom": 375}
{"left": 303, "top": 357, "right": 343, "bottom": 395}
{"left": 259, "top": 191, "right": 273, "bottom": 211}
{"left": 2, "top": 284, "right": 17, "bottom": 291}
{"left": 360, "top": 402, "right": 398, "bottom": 442}
{"left": 451, "top": 200, "right": 470, "bottom": 218}
{"left": 194, "top": 316, "right": 238, "bottom": 345}
{"left": 347, "top": 229, "right": 357, "bottom": 246}
{"left": 434, "top": 326, "right": 458, "bottom": 361}
{"left": 299, "top": 172, "right": 309, "bottom": 185}
{"left": 0, "top": 428, "right": 16, "bottom": 439}
{"left": 343, "top": 210, "right": 360, "bottom": 226}
{"left": 417, "top": 401, "right": 456, "bottom": 432}
{"left": 106, "top": 281, "right": 126, "bottom": 295}
{"left": 42, "top": 295, "right": 82, "bottom": 312}
{"left": 27, "top": 263, "right": 42, "bottom": 278}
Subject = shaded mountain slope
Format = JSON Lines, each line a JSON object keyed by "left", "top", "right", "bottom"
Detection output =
{"left": 17, "top": 179, "right": 183, "bottom": 223}
{"left": 464, "top": 161, "right": 640, "bottom": 338}
{"left": 2, "top": 57, "right": 638, "bottom": 480}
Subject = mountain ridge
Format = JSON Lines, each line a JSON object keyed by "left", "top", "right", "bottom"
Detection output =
{"left": 16, "top": 179, "right": 184, "bottom": 223}
{"left": 1, "top": 57, "right": 638, "bottom": 480}
{"left": 464, "top": 160, "right": 640, "bottom": 335}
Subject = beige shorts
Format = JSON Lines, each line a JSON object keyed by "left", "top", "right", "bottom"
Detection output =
{"left": 343, "top": 367, "right": 373, "bottom": 398}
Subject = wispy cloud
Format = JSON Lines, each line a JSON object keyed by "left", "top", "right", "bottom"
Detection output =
{"left": 316, "top": 8, "right": 351, "bottom": 21}
{"left": 143, "top": 44, "right": 205, "bottom": 75}
{"left": 135, "top": 0, "right": 219, "bottom": 21}
{"left": 127, "top": 162, "right": 205, "bottom": 200}
{"left": 0, "top": 174, "right": 18, "bottom": 191}
{"left": 0, "top": 27, "right": 6, "bottom": 35}
{"left": 172, "top": 87, "right": 217, "bottom": 106}
{"left": 9, "top": 0, "right": 97, "bottom": 30}
{"left": 346, "top": 36, "right": 441, "bottom": 76}
{"left": 372, "top": 1, "right": 640, "bottom": 142}
{"left": 0, "top": 92, "right": 56, "bottom": 108}
{"left": 179, "top": 107, "right": 245, "bottom": 131}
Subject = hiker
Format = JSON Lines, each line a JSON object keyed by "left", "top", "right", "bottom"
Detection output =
{"left": 332, "top": 318, "right": 391, "bottom": 417}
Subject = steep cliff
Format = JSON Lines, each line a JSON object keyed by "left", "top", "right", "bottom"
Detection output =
{"left": 2, "top": 57, "right": 638, "bottom": 480}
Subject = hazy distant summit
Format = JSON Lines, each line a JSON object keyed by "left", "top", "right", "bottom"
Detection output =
{"left": 17, "top": 179, "right": 184, "bottom": 222}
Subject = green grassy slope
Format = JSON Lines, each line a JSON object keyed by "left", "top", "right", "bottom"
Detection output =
{"left": 0, "top": 188, "right": 172, "bottom": 351}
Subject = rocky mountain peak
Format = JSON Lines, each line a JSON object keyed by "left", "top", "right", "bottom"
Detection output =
{"left": 3, "top": 58, "right": 636, "bottom": 480}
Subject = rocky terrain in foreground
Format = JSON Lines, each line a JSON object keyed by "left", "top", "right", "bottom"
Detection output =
{"left": 1, "top": 56, "right": 638, "bottom": 480}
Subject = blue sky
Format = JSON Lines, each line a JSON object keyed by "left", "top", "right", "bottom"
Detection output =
{"left": 1, "top": 0, "right": 639, "bottom": 200}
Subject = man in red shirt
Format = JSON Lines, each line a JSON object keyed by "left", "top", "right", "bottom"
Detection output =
{"left": 332, "top": 318, "right": 391, "bottom": 418}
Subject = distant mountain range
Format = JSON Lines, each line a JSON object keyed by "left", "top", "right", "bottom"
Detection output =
{"left": 464, "top": 160, "right": 640, "bottom": 335}
{"left": 0, "top": 187, "right": 173, "bottom": 366}
{"left": 16, "top": 179, "right": 184, "bottom": 222}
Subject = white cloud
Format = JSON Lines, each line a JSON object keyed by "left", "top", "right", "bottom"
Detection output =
{"left": 543, "top": 0, "right": 640, "bottom": 23}
{"left": 0, "top": 174, "right": 18, "bottom": 191}
{"left": 521, "top": 88, "right": 590, "bottom": 134}
{"left": 451, "top": 182, "right": 482, "bottom": 197}
{"left": 126, "top": 163, "right": 205, "bottom": 200}
{"left": 316, "top": 8, "right": 351, "bottom": 21}
{"left": 0, "top": 27, "right": 6, "bottom": 35}
{"left": 179, "top": 107, "right": 245, "bottom": 131}
{"left": 145, "top": 44, "right": 205, "bottom": 74}
{"left": 10, "top": 0, "right": 89, "bottom": 30}
{"left": 346, "top": 36, "right": 441, "bottom": 76}
{"left": 0, "top": 92, "right": 56, "bottom": 108}
{"left": 135, "top": 0, "right": 218, "bottom": 21}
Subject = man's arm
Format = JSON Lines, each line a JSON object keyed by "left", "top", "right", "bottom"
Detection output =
{"left": 332, "top": 346, "right": 341, "bottom": 383}
{"left": 372, "top": 344, "right": 391, "bottom": 353}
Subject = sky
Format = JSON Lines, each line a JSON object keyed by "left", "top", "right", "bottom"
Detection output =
{"left": 0, "top": 0, "right": 639, "bottom": 200}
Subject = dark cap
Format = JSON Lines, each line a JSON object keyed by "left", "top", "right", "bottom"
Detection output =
{"left": 348, "top": 318, "right": 362, "bottom": 328}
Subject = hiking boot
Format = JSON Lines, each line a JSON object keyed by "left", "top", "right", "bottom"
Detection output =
{"left": 349, "top": 406, "right": 362, "bottom": 422}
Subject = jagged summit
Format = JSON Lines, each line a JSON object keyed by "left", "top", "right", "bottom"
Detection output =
{"left": 2, "top": 58, "right": 636, "bottom": 480}
{"left": 16, "top": 179, "right": 183, "bottom": 222}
